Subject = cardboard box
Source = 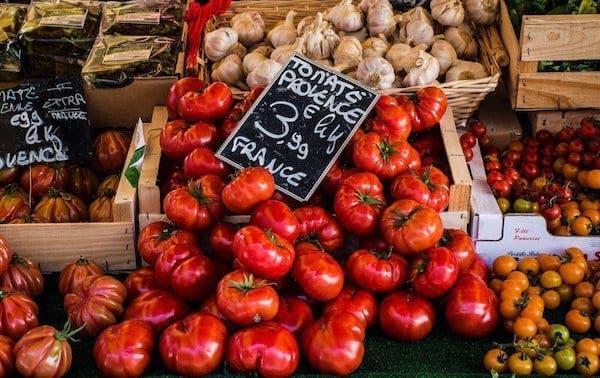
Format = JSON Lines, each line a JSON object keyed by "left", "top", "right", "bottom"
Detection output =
{"left": 528, "top": 109, "right": 600, "bottom": 134}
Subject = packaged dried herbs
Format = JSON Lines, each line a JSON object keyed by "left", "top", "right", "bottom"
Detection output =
{"left": 100, "top": 0, "right": 183, "bottom": 37}
{"left": 0, "top": 4, "right": 26, "bottom": 80}
{"left": 82, "top": 35, "right": 179, "bottom": 88}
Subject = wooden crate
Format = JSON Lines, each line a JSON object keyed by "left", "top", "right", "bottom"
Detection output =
{"left": 138, "top": 106, "right": 472, "bottom": 231}
{"left": 498, "top": 0, "right": 600, "bottom": 110}
{"left": 0, "top": 124, "right": 143, "bottom": 272}
{"left": 529, "top": 109, "right": 600, "bottom": 133}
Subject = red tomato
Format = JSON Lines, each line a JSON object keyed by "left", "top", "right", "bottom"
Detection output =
{"left": 460, "top": 132, "right": 477, "bottom": 149}
{"left": 0, "top": 253, "right": 43, "bottom": 297}
{"left": 321, "top": 160, "right": 359, "bottom": 195}
{"left": 410, "top": 246, "right": 459, "bottom": 298}
{"left": 166, "top": 77, "right": 206, "bottom": 119}
{"left": 0, "top": 167, "right": 20, "bottom": 186}
{"left": 389, "top": 166, "right": 450, "bottom": 212}
{"left": 124, "top": 267, "right": 161, "bottom": 302}
{"left": 160, "top": 169, "right": 187, "bottom": 198}
{"left": 91, "top": 130, "right": 131, "bottom": 173}
{"left": 333, "top": 172, "right": 386, "bottom": 236}
{"left": 163, "top": 175, "right": 225, "bottom": 231}
{"left": 445, "top": 273, "right": 499, "bottom": 338}
{"left": 292, "top": 242, "right": 344, "bottom": 302}
{"left": 124, "top": 289, "right": 189, "bottom": 334}
{"left": 273, "top": 295, "right": 314, "bottom": 336}
{"left": 159, "top": 311, "right": 228, "bottom": 376}
{"left": 216, "top": 270, "right": 279, "bottom": 326}
{"left": 379, "top": 290, "right": 436, "bottom": 341}
{"left": 19, "top": 163, "right": 69, "bottom": 199}
{"left": 301, "top": 311, "right": 365, "bottom": 375}
{"left": 199, "top": 294, "right": 232, "bottom": 329}
{"left": 178, "top": 81, "right": 234, "bottom": 122}
{"left": 346, "top": 248, "right": 408, "bottom": 293}
{"left": 380, "top": 199, "right": 444, "bottom": 255}
{"left": 232, "top": 225, "right": 295, "bottom": 280}
{"left": 221, "top": 167, "right": 275, "bottom": 214}
{"left": 137, "top": 221, "right": 199, "bottom": 266}
{"left": 227, "top": 322, "right": 300, "bottom": 376}
{"left": 34, "top": 189, "right": 89, "bottom": 222}
{"left": 373, "top": 96, "right": 411, "bottom": 143}
{"left": 209, "top": 222, "right": 237, "bottom": 262}
{"left": 0, "top": 290, "right": 38, "bottom": 340}
{"left": 249, "top": 199, "right": 300, "bottom": 243}
{"left": 64, "top": 275, "right": 127, "bottom": 337}
{"left": 463, "top": 254, "right": 489, "bottom": 281}
{"left": 0, "top": 238, "right": 9, "bottom": 278}
{"left": 490, "top": 179, "right": 512, "bottom": 198}
{"left": 470, "top": 121, "right": 487, "bottom": 139}
{"left": 183, "top": 146, "right": 232, "bottom": 179}
{"left": 353, "top": 132, "right": 418, "bottom": 181}
{"left": 396, "top": 87, "right": 447, "bottom": 133}
{"left": 323, "top": 285, "right": 378, "bottom": 328}
{"left": 0, "top": 335, "right": 13, "bottom": 377}
{"left": 294, "top": 206, "right": 345, "bottom": 254}
{"left": 437, "top": 229, "right": 476, "bottom": 272}
{"left": 579, "top": 117, "right": 600, "bottom": 138}
{"left": 160, "top": 119, "right": 219, "bottom": 162}
{"left": 58, "top": 256, "right": 104, "bottom": 296}
{"left": 93, "top": 319, "right": 154, "bottom": 377}
{"left": 0, "top": 184, "right": 29, "bottom": 223}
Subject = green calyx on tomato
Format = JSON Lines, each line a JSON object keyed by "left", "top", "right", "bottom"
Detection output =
{"left": 10, "top": 253, "right": 29, "bottom": 266}
{"left": 370, "top": 247, "right": 394, "bottom": 260}
{"left": 188, "top": 181, "right": 214, "bottom": 205}
{"left": 159, "top": 223, "right": 179, "bottom": 240}
{"left": 419, "top": 166, "right": 440, "bottom": 190}
{"left": 264, "top": 229, "right": 285, "bottom": 248}
{"left": 53, "top": 319, "right": 86, "bottom": 342}
{"left": 391, "top": 207, "right": 424, "bottom": 227}
{"left": 75, "top": 256, "right": 92, "bottom": 266}
{"left": 228, "top": 273, "right": 272, "bottom": 294}
{"left": 376, "top": 139, "right": 397, "bottom": 163}
{"left": 355, "top": 191, "right": 386, "bottom": 206}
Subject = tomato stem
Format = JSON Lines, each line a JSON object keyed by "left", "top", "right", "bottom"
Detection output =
{"left": 188, "top": 181, "right": 214, "bottom": 205}
{"left": 356, "top": 191, "right": 385, "bottom": 206}
{"left": 55, "top": 319, "right": 86, "bottom": 342}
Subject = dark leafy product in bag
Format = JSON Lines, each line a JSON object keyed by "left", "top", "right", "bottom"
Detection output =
{"left": 100, "top": 0, "right": 183, "bottom": 37}
{"left": 0, "top": 4, "right": 26, "bottom": 80}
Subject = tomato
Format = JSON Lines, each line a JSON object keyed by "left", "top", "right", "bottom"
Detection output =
{"left": 483, "top": 348, "right": 508, "bottom": 373}
{"left": 437, "top": 229, "right": 475, "bottom": 272}
{"left": 34, "top": 189, "right": 89, "bottom": 222}
{"left": 294, "top": 206, "right": 345, "bottom": 254}
{"left": 232, "top": 225, "right": 295, "bottom": 280}
{"left": 410, "top": 247, "right": 459, "bottom": 298}
{"left": 97, "top": 174, "right": 120, "bottom": 194}
{"left": 89, "top": 189, "right": 115, "bottom": 222}
{"left": 249, "top": 199, "right": 299, "bottom": 243}
{"left": 571, "top": 216, "right": 592, "bottom": 236}
{"left": 513, "top": 316, "right": 537, "bottom": 338}
{"left": 137, "top": 221, "right": 198, "bottom": 266}
{"left": 19, "top": 163, "right": 69, "bottom": 199}
{"left": 346, "top": 248, "right": 408, "bottom": 293}
{"left": 460, "top": 132, "right": 477, "bottom": 149}
{"left": 445, "top": 273, "right": 499, "bottom": 338}
{"left": 555, "top": 346, "right": 576, "bottom": 370}
{"left": 154, "top": 243, "right": 217, "bottom": 302}
{"left": 181, "top": 147, "right": 230, "bottom": 179}
{"left": 93, "top": 319, "right": 154, "bottom": 377}
{"left": 163, "top": 175, "right": 225, "bottom": 230}
{"left": 0, "top": 166, "right": 20, "bottom": 186}
{"left": 576, "top": 351, "right": 600, "bottom": 375}
{"left": 0, "top": 184, "right": 29, "bottom": 223}
{"left": 91, "top": 130, "right": 131, "bottom": 173}
{"left": 508, "top": 352, "right": 533, "bottom": 375}
{"left": 0, "top": 239, "right": 9, "bottom": 280}
{"left": 273, "top": 295, "right": 314, "bottom": 336}
{"left": 332, "top": 172, "right": 385, "bottom": 236}
{"left": 227, "top": 322, "right": 299, "bottom": 376}
{"left": 353, "top": 132, "right": 419, "bottom": 181}
{"left": 548, "top": 323, "right": 570, "bottom": 344}
{"left": 470, "top": 121, "right": 488, "bottom": 139}
{"left": 380, "top": 199, "right": 444, "bottom": 255}
{"left": 124, "top": 267, "right": 161, "bottom": 302}
{"left": 484, "top": 159, "right": 502, "bottom": 172}
{"left": 390, "top": 166, "right": 450, "bottom": 212}
{"left": 67, "top": 164, "right": 99, "bottom": 202}
{"left": 379, "top": 290, "right": 435, "bottom": 341}
{"left": 178, "top": 81, "right": 234, "bottom": 122}
{"left": 291, "top": 242, "right": 344, "bottom": 302}
{"left": 209, "top": 222, "right": 237, "bottom": 262}
{"left": 160, "top": 311, "right": 228, "bottom": 376}
{"left": 486, "top": 170, "right": 505, "bottom": 185}
{"left": 464, "top": 253, "right": 489, "bottom": 282}
{"left": 397, "top": 87, "right": 447, "bottom": 132}
{"left": 160, "top": 119, "right": 219, "bottom": 162}
{"left": 124, "top": 289, "right": 189, "bottom": 333}
{"left": 64, "top": 275, "right": 126, "bottom": 337}
{"left": 221, "top": 167, "right": 275, "bottom": 214}
{"left": 321, "top": 160, "right": 359, "bottom": 194}
{"left": 0, "top": 290, "right": 39, "bottom": 340}
{"left": 0, "top": 253, "right": 43, "bottom": 298}
{"left": 565, "top": 309, "right": 592, "bottom": 334}
{"left": 166, "top": 77, "right": 206, "bottom": 119}
{"left": 301, "top": 311, "right": 365, "bottom": 375}
{"left": 373, "top": 96, "right": 411, "bottom": 143}
{"left": 323, "top": 285, "right": 378, "bottom": 328}
{"left": 0, "top": 335, "right": 13, "bottom": 377}
{"left": 490, "top": 179, "right": 512, "bottom": 198}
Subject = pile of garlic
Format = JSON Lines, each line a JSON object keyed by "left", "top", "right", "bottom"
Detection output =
{"left": 203, "top": 0, "right": 498, "bottom": 90}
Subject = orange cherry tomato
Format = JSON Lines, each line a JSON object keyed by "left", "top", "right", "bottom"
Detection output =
{"left": 556, "top": 283, "right": 574, "bottom": 303}
{"left": 518, "top": 257, "right": 540, "bottom": 276}
{"left": 565, "top": 310, "right": 592, "bottom": 334}
{"left": 574, "top": 281, "right": 595, "bottom": 299}
{"left": 572, "top": 297, "right": 595, "bottom": 315}
{"left": 559, "top": 261, "right": 586, "bottom": 285}
{"left": 506, "top": 271, "right": 530, "bottom": 291}
{"left": 540, "top": 270, "right": 563, "bottom": 289}
{"left": 483, "top": 348, "right": 508, "bottom": 373}
{"left": 493, "top": 255, "right": 518, "bottom": 278}
{"left": 575, "top": 352, "right": 600, "bottom": 376}
{"left": 571, "top": 216, "right": 593, "bottom": 236}
{"left": 542, "top": 289, "right": 561, "bottom": 310}
{"left": 538, "top": 254, "right": 561, "bottom": 272}
{"left": 576, "top": 338, "right": 600, "bottom": 355}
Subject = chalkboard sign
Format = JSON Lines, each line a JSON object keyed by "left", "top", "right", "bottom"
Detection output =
{"left": 0, "top": 77, "right": 91, "bottom": 169}
{"left": 217, "top": 54, "right": 379, "bottom": 202}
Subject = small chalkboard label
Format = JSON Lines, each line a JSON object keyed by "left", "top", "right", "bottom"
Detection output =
{"left": 217, "top": 54, "right": 379, "bottom": 202}
{"left": 0, "top": 77, "right": 92, "bottom": 169}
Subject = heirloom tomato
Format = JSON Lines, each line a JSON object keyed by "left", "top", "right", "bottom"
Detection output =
{"left": 200, "top": 294, "right": 232, "bottom": 328}
{"left": 273, "top": 295, "right": 314, "bottom": 336}
{"left": 294, "top": 206, "right": 345, "bottom": 253}
{"left": 97, "top": 174, "right": 120, "bottom": 194}
{"left": 89, "top": 189, "right": 115, "bottom": 222}
{"left": 8, "top": 213, "right": 47, "bottom": 224}
{"left": 0, "top": 184, "right": 29, "bottom": 223}
{"left": 389, "top": 166, "right": 450, "bottom": 212}
{"left": 0, "top": 237, "right": 9, "bottom": 277}
{"left": 379, "top": 290, "right": 436, "bottom": 341}
{"left": 397, "top": 87, "right": 447, "bottom": 132}
{"left": 345, "top": 248, "right": 408, "bottom": 293}
{"left": 34, "top": 189, "right": 88, "bottom": 222}
{"left": 437, "top": 229, "right": 476, "bottom": 272}
{"left": 0, "top": 335, "right": 13, "bottom": 377}
{"left": 160, "top": 312, "right": 228, "bottom": 376}
{"left": 410, "top": 246, "right": 459, "bottom": 298}
{"left": 19, "top": 163, "right": 69, "bottom": 199}
{"left": 209, "top": 222, "right": 237, "bottom": 262}
{"left": 166, "top": 77, "right": 206, "bottom": 119}
{"left": 178, "top": 81, "right": 234, "bottom": 122}
{"left": 124, "top": 267, "right": 161, "bottom": 302}
{"left": 67, "top": 165, "right": 98, "bottom": 202}
{"left": 249, "top": 199, "right": 300, "bottom": 243}
{"left": 183, "top": 146, "right": 231, "bottom": 178}
{"left": 0, "top": 166, "right": 20, "bottom": 186}
{"left": 221, "top": 167, "right": 275, "bottom": 214}
{"left": 91, "top": 130, "right": 131, "bottom": 173}
{"left": 227, "top": 322, "right": 300, "bottom": 377}
{"left": 137, "top": 221, "right": 199, "bottom": 266}
{"left": 321, "top": 160, "right": 359, "bottom": 194}
{"left": 292, "top": 242, "right": 344, "bottom": 301}
{"left": 353, "top": 132, "right": 417, "bottom": 181}
{"left": 323, "top": 285, "right": 378, "bottom": 328}
{"left": 372, "top": 95, "right": 411, "bottom": 142}
{"left": 93, "top": 319, "right": 154, "bottom": 377}
{"left": 0, "top": 253, "right": 43, "bottom": 297}
{"left": 0, "top": 290, "right": 38, "bottom": 340}
{"left": 163, "top": 175, "right": 225, "bottom": 230}
{"left": 124, "top": 289, "right": 189, "bottom": 333}
{"left": 160, "top": 119, "right": 219, "bottom": 162}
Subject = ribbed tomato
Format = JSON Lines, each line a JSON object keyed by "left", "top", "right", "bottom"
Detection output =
{"left": 58, "top": 257, "right": 104, "bottom": 296}
{"left": 0, "top": 253, "right": 44, "bottom": 297}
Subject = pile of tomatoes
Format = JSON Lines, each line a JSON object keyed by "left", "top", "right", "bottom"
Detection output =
{"left": 0, "top": 129, "right": 132, "bottom": 223}
{"left": 483, "top": 248, "right": 600, "bottom": 376}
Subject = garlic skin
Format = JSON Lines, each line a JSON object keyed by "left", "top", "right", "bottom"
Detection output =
{"left": 243, "top": 52, "right": 268, "bottom": 75}
{"left": 395, "top": 44, "right": 428, "bottom": 73}
{"left": 270, "top": 37, "right": 306, "bottom": 64}
{"left": 302, "top": 13, "right": 340, "bottom": 60}
{"left": 385, "top": 43, "right": 412, "bottom": 72}
{"left": 333, "top": 36, "right": 363, "bottom": 70}
{"left": 430, "top": 0, "right": 465, "bottom": 27}
{"left": 267, "top": 10, "right": 297, "bottom": 48}
{"left": 250, "top": 45, "right": 274, "bottom": 57}
{"left": 231, "top": 12, "right": 265, "bottom": 47}
{"left": 402, "top": 50, "right": 440, "bottom": 87}
{"left": 444, "top": 23, "right": 478, "bottom": 60}
{"left": 359, "top": 0, "right": 392, "bottom": 13}
{"left": 430, "top": 39, "right": 457, "bottom": 74}
{"left": 367, "top": 2, "right": 396, "bottom": 38}
{"left": 465, "top": 0, "right": 499, "bottom": 25}
{"left": 211, "top": 54, "right": 243, "bottom": 86}
{"left": 297, "top": 16, "right": 316, "bottom": 35}
{"left": 204, "top": 27, "right": 239, "bottom": 62}
{"left": 445, "top": 60, "right": 488, "bottom": 81}
{"left": 397, "top": 20, "right": 434, "bottom": 47}
{"left": 356, "top": 56, "right": 395, "bottom": 89}
{"left": 362, "top": 34, "right": 390, "bottom": 58}
{"left": 340, "top": 27, "right": 369, "bottom": 42}
{"left": 229, "top": 42, "right": 247, "bottom": 59}
{"left": 246, "top": 59, "right": 282, "bottom": 88}
{"left": 326, "top": 0, "right": 364, "bottom": 32}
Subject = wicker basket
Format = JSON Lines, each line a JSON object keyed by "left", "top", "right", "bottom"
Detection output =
{"left": 200, "top": 0, "right": 500, "bottom": 126}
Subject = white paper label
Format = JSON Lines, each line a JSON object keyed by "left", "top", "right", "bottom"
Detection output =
{"left": 40, "top": 9, "right": 87, "bottom": 28}
{"left": 115, "top": 9, "right": 160, "bottom": 24}
{"left": 102, "top": 47, "right": 152, "bottom": 64}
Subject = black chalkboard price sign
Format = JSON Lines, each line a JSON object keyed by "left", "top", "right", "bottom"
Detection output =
{"left": 0, "top": 77, "right": 91, "bottom": 169}
{"left": 217, "top": 53, "right": 379, "bottom": 202}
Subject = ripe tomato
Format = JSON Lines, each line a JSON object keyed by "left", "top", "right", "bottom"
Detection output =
{"left": 460, "top": 132, "right": 477, "bottom": 149}
{"left": 301, "top": 311, "right": 365, "bottom": 375}
{"left": 323, "top": 285, "right": 378, "bottom": 328}
{"left": 437, "top": 229, "right": 475, "bottom": 272}
{"left": 464, "top": 253, "right": 489, "bottom": 282}
{"left": 470, "top": 121, "right": 488, "bottom": 139}
{"left": 178, "top": 81, "right": 234, "bottom": 122}
{"left": 321, "top": 160, "right": 359, "bottom": 194}
{"left": 576, "top": 351, "right": 600, "bottom": 375}
{"left": 19, "top": 163, "right": 69, "bottom": 199}
{"left": 483, "top": 348, "right": 508, "bottom": 373}
{"left": 209, "top": 222, "right": 237, "bottom": 262}
{"left": 124, "top": 267, "right": 161, "bottom": 302}
{"left": 88, "top": 189, "right": 115, "bottom": 222}
{"left": 227, "top": 322, "right": 300, "bottom": 376}
{"left": 160, "top": 311, "right": 228, "bottom": 376}
{"left": 390, "top": 166, "right": 450, "bottom": 212}
{"left": 490, "top": 179, "right": 512, "bottom": 198}
{"left": 0, "top": 238, "right": 9, "bottom": 278}
{"left": 379, "top": 290, "right": 436, "bottom": 341}
{"left": 410, "top": 247, "right": 459, "bottom": 298}
{"left": 221, "top": 167, "right": 275, "bottom": 214}
{"left": 137, "top": 221, "right": 199, "bottom": 266}
{"left": 93, "top": 319, "right": 154, "bottom": 377}
{"left": 508, "top": 352, "right": 533, "bottom": 375}
{"left": 34, "top": 189, "right": 89, "bottom": 222}
{"left": 396, "top": 87, "right": 447, "bottom": 132}
{"left": 380, "top": 199, "right": 444, "bottom": 255}
{"left": 0, "top": 166, "right": 20, "bottom": 186}
{"left": 0, "top": 253, "right": 43, "bottom": 297}
{"left": 160, "top": 119, "right": 219, "bottom": 162}
{"left": 249, "top": 200, "right": 300, "bottom": 244}
{"left": 64, "top": 275, "right": 127, "bottom": 337}
{"left": 166, "top": 77, "right": 206, "bottom": 119}
{"left": 0, "top": 184, "right": 29, "bottom": 223}
{"left": 294, "top": 206, "right": 345, "bottom": 253}
{"left": 345, "top": 248, "right": 408, "bottom": 293}
{"left": 124, "top": 289, "right": 189, "bottom": 333}
{"left": 273, "top": 295, "right": 314, "bottom": 336}
{"left": 0, "top": 290, "right": 38, "bottom": 340}
{"left": 163, "top": 175, "right": 225, "bottom": 230}
{"left": 0, "top": 335, "right": 13, "bottom": 377}
{"left": 91, "top": 130, "right": 131, "bottom": 173}
{"left": 291, "top": 242, "right": 344, "bottom": 302}
{"left": 353, "top": 132, "right": 419, "bottom": 181}
{"left": 373, "top": 96, "right": 411, "bottom": 143}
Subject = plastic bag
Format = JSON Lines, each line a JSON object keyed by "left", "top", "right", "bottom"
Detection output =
{"left": 100, "top": 0, "right": 183, "bottom": 37}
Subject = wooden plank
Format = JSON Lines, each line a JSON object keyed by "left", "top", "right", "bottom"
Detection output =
{"left": 529, "top": 109, "right": 600, "bottom": 133}
{"left": 520, "top": 14, "right": 600, "bottom": 61}
{"left": 112, "top": 121, "right": 142, "bottom": 223}
{"left": 516, "top": 71, "right": 600, "bottom": 109}
{"left": 498, "top": 0, "right": 521, "bottom": 109}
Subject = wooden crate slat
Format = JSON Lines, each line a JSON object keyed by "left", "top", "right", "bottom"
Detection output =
{"left": 138, "top": 107, "right": 168, "bottom": 217}
{"left": 516, "top": 71, "right": 600, "bottom": 109}
{"left": 529, "top": 109, "right": 600, "bottom": 133}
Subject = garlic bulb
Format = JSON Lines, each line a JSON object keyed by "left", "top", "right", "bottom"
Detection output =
{"left": 395, "top": 43, "right": 428, "bottom": 73}
{"left": 303, "top": 13, "right": 340, "bottom": 60}
{"left": 250, "top": 44, "right": 274, "bottom": 57}
{"left": 204, "top": 27, "right": 239, "bottom": 62}
{"left": 243, "top": 52, "right": 268, "bottom": 74}
{"left": 333, "top": 36, "right": 363, "bottom": 70}
{"left": 402, "top": 50, "right": 440, "bottom": 87}
{"left": 211, "top": 54, "right": 243, "bottom": 86}
{"left": 316, "top": 59, "right": 333, "bottom": 67}
{"left": 465, "top": 0, "right": 499, "bottom": 25}
{"left": 430, "top": 0, "right": 465, "bottom": 27}
{"left": 325, "top": 0, "right": 363, "bottom": 32}
{"left": 231, "top": 12, "right": 265, "bottom": 47}
{"left": 367, "top": 2, "right": 396, "bottom": 38}
{"left": 444, "top": 23, "right": 478, "bottom": 60}
{"left": 362, "top": 34, "right": 390, "bottom": 58}
{"left": 385, "top": 43, "right": 411, "bottom": 71}
{"left": 397, "top": 20, "right": 434, "bottom": 47}
{"left": 340, "top": 27, "right": 369, "bottom": 42}
{"left": 400, "top": 7, "right": 434, "bottom": 24}
{"left": 229, "top": 42, "right": 247, "bottom": 59}
{"left": 271, "top": 37, "right": 306, "bottom": 64}
{"left": 246, "top": 59, "right": 282, "bottom": 88}
{"left": 267, "top": 10, "right": 297, "bottom": 48}
{"left": 430, "top": 39, "right": 457, "bottom": 74}
{"left": 359, "top": 0, "right": 392, "bottom": 13}
{"left": 297, "top": 16, "right": 316, "bottom": 35}
{"left": 356, "top": 56, "right": 395, "bottom": 89}
{"left": 445, "top": 60, "right": 488, "bottom": 81}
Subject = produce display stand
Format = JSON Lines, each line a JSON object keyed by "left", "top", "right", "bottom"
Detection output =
{"left": 498, "top": 0, "right": 600, "bottom": 109}
{"left": 528, "top": 109, "right": 600, "bottom": 133}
